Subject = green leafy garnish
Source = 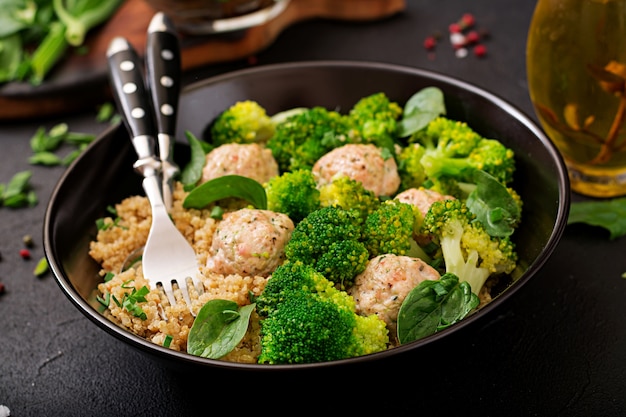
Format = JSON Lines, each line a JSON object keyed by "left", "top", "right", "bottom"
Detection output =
{"left": 0, "top": 170, "right": 37, "bottom": 208}
{"left": 33, "top": 257, "right": 49, "bottom": 277}
{"left": 465, "top": 170, "right": 521, "bottom": 237}
{"left": 163, "top": 335, "right": 173, "bottom": 348}
{"left": 568, "top": 197, "right": 626, "bottom": 240}
{"left": 396, "top": 273, "right": 479, "bottom": 344}
{"left": 183, "top": 174, "right": 267, "bottom": 210}
{"left": 187, "top": 299, "right": 255, "bottom": 359}
{"left": 396, "top": 86, "right": 446, "bottom": 137}
{"left": 181, "top": 131, "right": 210, "bottom": 191}
{"left": 116, "top": 283, "right": 150, "bottom": 320}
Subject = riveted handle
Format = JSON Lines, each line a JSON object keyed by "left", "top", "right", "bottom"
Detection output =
{"left": 107, "top": 36, "right": 157, "bottom": 162}
{"left": 145, "top": 12, "right": 181, "bottom": 139}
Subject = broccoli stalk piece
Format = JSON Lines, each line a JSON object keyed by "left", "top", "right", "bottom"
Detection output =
{"left": 210, "top": 100, "right": 275, "bottom": 146}
{"left": 256, "top": 261, "right": 389, "bottom": 364}
{"left": 421, "top": 199, "right": 517, "bottom": 295}
{"left": 265, "top": 169, "right": 320, "bottom": 223}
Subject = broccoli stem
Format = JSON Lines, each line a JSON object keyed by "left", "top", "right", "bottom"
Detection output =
{"left": 439, "top": 220, "right": 489, "bottom": 295}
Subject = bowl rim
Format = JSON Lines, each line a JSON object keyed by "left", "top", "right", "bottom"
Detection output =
{"left": 44, "top": 60, "right": 571, "bottom": 371}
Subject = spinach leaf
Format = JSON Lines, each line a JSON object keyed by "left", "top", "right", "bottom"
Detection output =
{"left": 396, "top": 273, "right": 478, "bottom": 344}
{"left": 188, "top": 299, "right": 255, "bottom": 359}
{"left": 396, "top": 86, "right": 446, "bottom": 137}
{"left": 466, "top": 169, "right": 521, "bottom": 237}
{"left": 568, "top": 197, "right": 626, "bottom": 240}
{"left": 183, "top": 174, "right": 267, "bottom": 210}
{"left": 180, "top": 130, "right": 208, "bottom": 190}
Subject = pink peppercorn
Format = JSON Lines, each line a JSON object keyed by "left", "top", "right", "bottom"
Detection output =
{"left": 474, "top": 44, "right": 487, "bottom": 57}
{"left": 20, "top": 249, "right": 31, "bottom": 260}
{"left": 465, "top": 30, "right": 480, "bottom": 45}
{"left": 423, "top": 36, "right": 437, "bottom": 50}
{"left": 0, "top": 282, "right": 5, "bottom": 294}
{"left": 461, "top": 13, "right": 475, "bottom": 28}
{"left": 448, "top": 23, "right": 462, "bottom": 33}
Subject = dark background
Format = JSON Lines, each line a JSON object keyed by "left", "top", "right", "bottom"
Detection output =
{"left": 2, "top": 1, "right": 625, "bottom": 416}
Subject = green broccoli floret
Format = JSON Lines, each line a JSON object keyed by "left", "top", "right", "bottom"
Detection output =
{"left": 315, "top": 240, "right": 369, "bottom": 289}
{"left": 318, "top": 175, "right": 381, "bottom": 222}
{"left": 256, "top": 261, "right": 389, "bottom": 364}
{"left": 284, "top": 206, "right": 366, "bottom": 286}
{"left": 347, "top": 92, "right": 403, "bottom": 153}
{"left": 396, "top": 143, "right": 427, "bottom": 192}
{"left": 412, "top": 116, "right": 516, "bottom": 186}
{"left": 421, "top": 199, "right": 518, "bottom": 295}
{"left": 266, "top": 106, "right": 352, "bottom": 173}
{"left": 210, "top": 100, "right": 275, "bottom": 146}
{"left": 362, "top": 199, "right": 418, "bottom": 258}
{"left": 265, "top": 169, "right": 320, "bottom": 223}
{"left": 255, "top": 260, "right": 342, "bottom": 317}
{"left": 258, "top": 291, "right": 355, "bottom": 364}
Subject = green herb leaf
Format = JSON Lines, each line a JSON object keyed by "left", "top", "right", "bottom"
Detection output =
{"left": 1, "top": 170, "right": 34, "bottom": 207}
{"left": 180, "top": 131, "right": 208, "bottom": 190}
{"left": 183, "top": 174, "right": 267, "bottom": 210}
{"left": 29, "top": 151, "right": 63, "bottom": 166}
{"left": 187, "top": 299, "right": 255, "bottom": 359}
{"left": 396, "top": 273, "right": 479, "bottom": 344}
{"left": 33, "top": 257, "right": 49, "bottom": 277}
{"left": 396, "top": 86, "right": 446, "bottom": 137}
{"left": 466, "top": 170, "right": 521, "bottom": 237}
{"left": 568, "top": 197, "right": 626, "bottom": 240}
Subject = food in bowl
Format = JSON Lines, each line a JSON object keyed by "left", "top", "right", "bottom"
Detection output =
{"left": 88, "top": 86, "right": 525, "bottom": 365}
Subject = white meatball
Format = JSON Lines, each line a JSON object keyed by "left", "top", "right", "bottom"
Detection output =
{"left": 312, "top": 143, "right": 401, "bottom": 197}
{"left": 394, "top": 188, "right": 455, "bottom": 218}
{"left": 206, "top": 209, "right": 294, "bottom": 277}
{"left": 348, "top": 254, "right": 440, "bottom": 336}
{"left": 201, "top": 143, "right": 278, "bottom": 184}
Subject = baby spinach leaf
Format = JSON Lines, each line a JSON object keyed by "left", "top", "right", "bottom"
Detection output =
{"left": 466, "top": 169, "right": 520, "bottom": 237}
{"left": 183, "top": 174, "right": 267, "bottom": 210}
{"left": 181, "top": 130, "right": 208, "bottom": 190}
{"left": 396, "top": 86, "right": 446, "bottom": 137}
{"left": 396, "top": 273, "right": 478, "bottom": 344}
{"left": 188, "top": 299, "right": 255, "bottom": 359}
{"left": 568, "top": 197, "right": 626, "bottom": 240}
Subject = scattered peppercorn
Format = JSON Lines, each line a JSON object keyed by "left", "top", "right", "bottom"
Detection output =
{"left": 423, "top": 12, "right": 489, "bottom": 60}
{"left": 20, "top": 249, "right": 31, "bottom": 260}
{"left": 423, "top": 36, "right": 437, "bottom": 51}
{"left": 0, "top": 282, "right": 5, "bottom": 295}
{"left": 23, "top": 234, "right": 34, "bottom": 248}
{"left": 474, "top": 44, "right": 487, "bottom": 58}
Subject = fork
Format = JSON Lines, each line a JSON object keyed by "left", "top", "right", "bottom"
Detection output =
{"left": 106, "top": 13, "right": 201, "bottom": 314}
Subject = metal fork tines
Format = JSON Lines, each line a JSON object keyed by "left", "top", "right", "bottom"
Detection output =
{"left": 106, "top": 13, "right": 202, "bottom": 315}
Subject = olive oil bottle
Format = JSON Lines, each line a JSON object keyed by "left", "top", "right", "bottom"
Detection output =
{"left": 527, "top": 0, "right": 626, "bottom": 197}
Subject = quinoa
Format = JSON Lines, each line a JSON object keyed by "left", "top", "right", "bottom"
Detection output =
{"left": 89, "top": 182, "right": 266, "bottom": 363}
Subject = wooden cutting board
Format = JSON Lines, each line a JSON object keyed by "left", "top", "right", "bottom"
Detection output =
{"left": 0, "top": 0, "right": 405, "bottom": 121}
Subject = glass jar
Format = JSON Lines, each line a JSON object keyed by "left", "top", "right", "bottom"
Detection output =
{"left": 527, "top": 0, "right": 626, "bottom": 197}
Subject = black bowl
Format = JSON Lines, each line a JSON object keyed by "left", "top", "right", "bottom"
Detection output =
{"left": 44, "top": 61, "right": 570, "bottom": 372}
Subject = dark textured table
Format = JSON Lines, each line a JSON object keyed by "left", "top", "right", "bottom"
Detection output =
{"left": 2, "top": 1, "right": 625, "bottom": 416}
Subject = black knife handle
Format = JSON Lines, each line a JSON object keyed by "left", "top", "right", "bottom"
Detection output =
{"left": 106, "top": 36, "right": 156, "bottom": 161}
{"left": 145, "top": 12, "right": 181, "bottom": 138}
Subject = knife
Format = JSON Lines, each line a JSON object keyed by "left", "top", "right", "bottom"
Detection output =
{"left": 145, "top": 12, "right": 182, "bottom": 211}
